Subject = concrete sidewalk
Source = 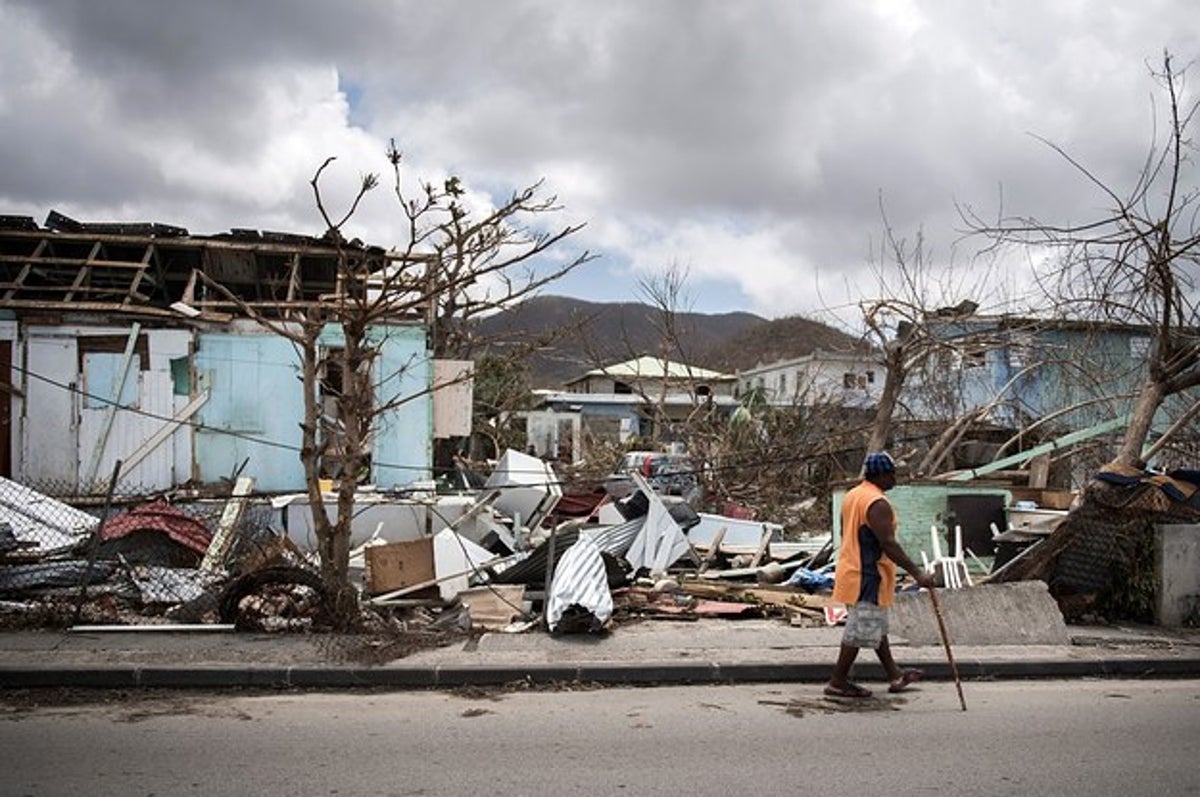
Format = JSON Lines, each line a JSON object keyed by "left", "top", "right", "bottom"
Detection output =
{"left": 2, "top": 619, "right": 1199, "bottom": 690}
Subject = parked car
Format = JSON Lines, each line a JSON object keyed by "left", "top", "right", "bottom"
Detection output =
{"left": 604, "top": 451, "right": 699, "bottom": 499}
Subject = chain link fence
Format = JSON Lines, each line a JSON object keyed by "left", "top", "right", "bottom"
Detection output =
{"left": 0, "top": 475, "right": 304, "bottom": 627}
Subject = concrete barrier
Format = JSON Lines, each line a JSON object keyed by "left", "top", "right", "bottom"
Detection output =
{"left": 890, "top": 580, "right": 1069, "bottom": 646}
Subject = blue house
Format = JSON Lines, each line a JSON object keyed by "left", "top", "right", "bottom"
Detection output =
{"left": 906, "top": 313, "right": 1178, "bottom": 438}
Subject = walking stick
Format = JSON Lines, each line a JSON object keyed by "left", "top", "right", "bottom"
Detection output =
{"left": 928, "top": 587, "right": 967, "bottom": 711}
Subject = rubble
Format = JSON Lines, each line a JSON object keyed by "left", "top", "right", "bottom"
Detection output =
{"left": 990, "top": 462, "right": 1200, "bottom": 622}
{"left": 6, "top": 442, "right": 1196, "bottom": 657}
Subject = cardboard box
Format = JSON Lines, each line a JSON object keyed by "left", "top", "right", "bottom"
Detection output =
{"left": 365, "top": 538, "right": 436, "bottom": 595}
{"left": 458, "top": 585, "right": 526, "bottom": 630}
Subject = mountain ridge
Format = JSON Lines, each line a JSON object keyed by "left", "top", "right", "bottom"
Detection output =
{"left": 470, "top": 295, "right": 863, "bottom": 388}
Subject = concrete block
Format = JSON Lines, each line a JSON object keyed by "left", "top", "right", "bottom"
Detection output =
{"left": 1156, "top": 524, "right": 1200, "bottom": 627}
{"left": 889, "top": 580, "right": 1069, "bottom": 646}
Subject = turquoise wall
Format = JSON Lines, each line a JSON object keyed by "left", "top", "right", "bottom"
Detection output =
{"left": 318, "top": 324, "right": 432, "bottom": 489}
{"left": 194, "top": 333, "right": 306, "bottom": 491}
{"left": 833, "top": 483, "right": 1012, "bottom": 572}
{"left": 194, "top": 325, "right": 432, "bottom": 492}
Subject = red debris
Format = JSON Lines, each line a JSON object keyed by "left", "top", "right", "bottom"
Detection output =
{"left": 100, "top": 501, "right": 212, "bottom": 556}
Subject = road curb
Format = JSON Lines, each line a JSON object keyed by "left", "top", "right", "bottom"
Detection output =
{"left": 2, "top": 657, "right": 1199, "bottom": 690}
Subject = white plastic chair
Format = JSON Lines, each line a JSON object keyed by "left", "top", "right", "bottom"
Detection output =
{"left": 925, "top": 524, "right": 972, "bottom": 589}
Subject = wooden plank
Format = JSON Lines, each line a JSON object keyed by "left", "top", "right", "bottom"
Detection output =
{"left": 0, "top": 299, "right": 182, "bottom": 316}
{"left": 1028, "top": 454, "right": 1050, "bottom": 489}
{"left": 200, "top": 477, "right": 255, "bottom": 572}
{"left": 678, "top": 581, "right": 832, "bottom": 610}
{"left": 64, "top": 241, "right": 101, "bottom": 303}
{"left": 82, "top": 322, "right": 141, "bottom": 489}
{"left": 115, "top": 389, "right": 209, "bottom": 483}
{"left": 0, "top": 254, "right": 165, "bottom": 268}
{"left": 696, "top": 526, "right": 727, "bottom": 574}
{"left": 286, "top": 252, "right": 301, "bottom": 302}
{"left": 677, "top": 581, "right": 738, "bottom": 599}
{"left": 123, "top": 244, "right": 156, "bottom": 306}
{"left": 68, "top": 624, "right": 236, "bottom": 633}
{"left": 748, "top": 527, "right": 772, "bottom": 569}
{"left": 739, "top": 586, "right": 832, "bottom": 609}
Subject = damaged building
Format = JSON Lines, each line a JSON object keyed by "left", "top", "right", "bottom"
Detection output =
{"left": 0, "top": 211, "right": 451, "bottom": 495}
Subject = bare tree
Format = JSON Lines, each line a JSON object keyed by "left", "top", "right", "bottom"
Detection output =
{"left": 200, "top": 145, "right": 593, "bottom": 622}
{"left": 858, "top": 208, "right": 999, "bottom": 458}
{"left": 395, "top": 144, "right": 597, "bottom": 360}
{"left": 964, "top": 52, "right": 1200, "bottom": 466}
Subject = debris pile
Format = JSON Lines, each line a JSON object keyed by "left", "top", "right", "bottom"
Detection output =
{"left": 990, "top": 463, "right": 1200, "bottom": 622}
{"left": 6, "top": 447, "right": 1192, "bottom": 648}
{"left": 0, "top": 449, "right": 838, "bottom": 643}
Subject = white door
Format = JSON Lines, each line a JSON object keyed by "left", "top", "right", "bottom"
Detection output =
{"left": 21, "top": 336, "right": 79, "bottom": 490}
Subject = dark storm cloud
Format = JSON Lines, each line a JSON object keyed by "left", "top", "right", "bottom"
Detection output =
{"left": 2, "top": 0, "right": 1198, "bottom": 319}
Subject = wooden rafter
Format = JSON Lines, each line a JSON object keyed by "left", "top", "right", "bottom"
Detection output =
{"left": 123, "top": 244, "right": 157, "bottom": 306}
{"left": 0, "top": 227, "right": 429, "bottom": 320}
{"left": 64, "top": 241, "right": 101, "bottom": 303}
{"left": 3, "top": 238, "right": 46, "bottom": 301}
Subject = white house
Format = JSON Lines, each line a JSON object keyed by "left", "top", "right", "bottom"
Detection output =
{"left": 735, "top": 350, "right": 882, "bottom": 409}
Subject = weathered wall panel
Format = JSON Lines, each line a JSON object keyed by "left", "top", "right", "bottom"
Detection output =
{"left": 321, "top": 324, "right": 432, "bottom": 489}
{"left": 16, "top": 320, "right": 431, "bottom": 495}
{"left": 194, "top": 332, "right": 306, "bottom": 492}
{"left": 70, "top": 328, "right": 187, "bottom": 492}
{"left": 432, "top": 359, "right": 473, "bottom": 439}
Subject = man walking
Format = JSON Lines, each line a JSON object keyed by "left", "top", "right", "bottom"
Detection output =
{"left": 826, "top": 451, "right": 934, "bottom": 698}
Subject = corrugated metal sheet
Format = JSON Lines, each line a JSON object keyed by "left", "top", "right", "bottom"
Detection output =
{"left": 624, "top": 476, "right": 691, "bottom": 575}
{"left": 581, "top": 516, "right": 643, "bottom": 557}
{"left": 0, "top": 476, "right": 97, "bottom": 555}
{"left": 546, "top": 535, "right": 612, "bottom": 632}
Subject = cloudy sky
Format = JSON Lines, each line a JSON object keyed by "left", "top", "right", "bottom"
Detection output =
{"left": 1, "top": 1, "right": 1197, "bottom": 325}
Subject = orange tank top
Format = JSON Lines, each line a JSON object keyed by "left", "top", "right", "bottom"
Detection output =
{"left": 832, "top": 481, "right": 898, "bottom": 608}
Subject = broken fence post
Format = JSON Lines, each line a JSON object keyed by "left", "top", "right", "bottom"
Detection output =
{"left": 73, "top": 458, "right": 123, "bottom": 625}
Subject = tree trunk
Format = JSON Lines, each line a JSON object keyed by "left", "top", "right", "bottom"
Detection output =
{"left": 867, "top": 350, "right": 905, "bottom": 453}
{"left": 293, "top": 321, "right": 358, "bottom": 625}
{"left": 1114, "top": 379, "right": 1165, "bottom": 467}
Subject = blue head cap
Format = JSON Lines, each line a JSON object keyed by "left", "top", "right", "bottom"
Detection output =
{"left": 863, "top": 451, "right": 896, "bottom": 477}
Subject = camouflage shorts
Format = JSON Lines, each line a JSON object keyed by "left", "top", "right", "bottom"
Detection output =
{"left": 842, "top": 601, "right": 889, "bottom": 648}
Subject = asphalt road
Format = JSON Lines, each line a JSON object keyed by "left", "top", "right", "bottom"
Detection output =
{"left": 2, "top": 679, "right": 1197, "bottom": 796}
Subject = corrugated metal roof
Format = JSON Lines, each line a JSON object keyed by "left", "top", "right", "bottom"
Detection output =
{"left": 0, "top": 477, "right": 98, "bottom": 557}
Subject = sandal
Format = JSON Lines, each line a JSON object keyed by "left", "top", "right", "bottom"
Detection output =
{"left": 824, "top": 682, "right": 873, "bottom": 699}
{"left": 888, "top": 669, "right": 924, "bottom": 693}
